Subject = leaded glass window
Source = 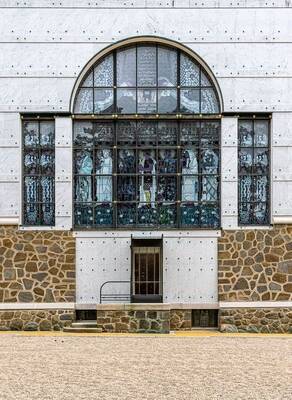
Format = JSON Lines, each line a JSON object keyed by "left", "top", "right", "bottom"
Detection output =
{"left": 74, "top": 44, "right": 220, "bottom": 115}
{"left": 73, "top": 120, "right": 220, "bottom": 228}
{"left": 23, "top": 120, "right": 55, "bottom": 225}
{"left": 238, "top": 118, "right": 270, "bottom": 225}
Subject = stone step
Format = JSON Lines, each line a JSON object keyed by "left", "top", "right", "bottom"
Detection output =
{"left": 63, "top": 326, "right": 103, "bottom": 333}
{"left": 71, "top": 320, "right": 98, "bottom": 328}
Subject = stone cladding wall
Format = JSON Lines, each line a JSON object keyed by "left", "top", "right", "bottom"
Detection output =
{"left": 0, "top": 310, "right": 75, "bottom": 331}
{"left": 169, "top": 309, "right": 192, "bottom": 330}
{"left": 0, "top": 226, "right": 75, "bottom": 303}
{"left": 219, "top": 226, "right": 292, "bottom": 301}
{"left": 219, "top": 308, "right": 292, "bottom": 333}
{"left": 96, "top": 310, "right": 170, "bottom": 333}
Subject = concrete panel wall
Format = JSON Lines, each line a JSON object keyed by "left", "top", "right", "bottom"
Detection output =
{"left": 76, "top": 232, "right": 219, "bottom": 304}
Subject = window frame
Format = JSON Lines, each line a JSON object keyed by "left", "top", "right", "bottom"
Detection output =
{"left": 22, "top": 118, "right": 55, "bottom": 227}
{"left": 73, "top": 118, "right": 221, "bottom": 230}
{"left": 238, "top": 116, "right": 271, "bottom": 226}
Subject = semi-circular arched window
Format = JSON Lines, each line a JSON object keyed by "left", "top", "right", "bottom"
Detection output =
{"left": 73, "top": 42, "right": 221, "bottom": 229}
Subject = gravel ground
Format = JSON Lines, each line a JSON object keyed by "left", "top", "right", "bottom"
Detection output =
{"left": 0, "top": 334, "right": 291, "bottom": 400}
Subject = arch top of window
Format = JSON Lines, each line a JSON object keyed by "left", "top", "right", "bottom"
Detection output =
{"left": 72, "top": 40, "right": 222, "bottom": 116}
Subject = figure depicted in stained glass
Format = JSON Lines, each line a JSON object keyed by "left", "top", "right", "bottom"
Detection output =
{"left": 138, "top": 150, "right": 156, "bottom": 206}
{"left": 118, "top": 149, "right": 135, "bottom": 173}
{"left": 181, "top": 149, "right": 198, "bottom": 201}
{"left": 76, "top": 152, "right": 93, "bottom": 202}
{"left": 95, "top": 150, "right": 112, "bottom": 202}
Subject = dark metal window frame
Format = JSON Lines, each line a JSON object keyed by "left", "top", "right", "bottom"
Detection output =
{"left": 73, "top": 118, "right": 221, "bottom": 230}
{"left": 238, "top": 116, "right": 271, "bottom": 226}
{"left": 22, "top": 118, "right": 55, "bottom": 226}
{"left": 73, "top": 43, "right": 220, "bottom": 116}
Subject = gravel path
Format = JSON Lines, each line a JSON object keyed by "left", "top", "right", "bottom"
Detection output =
{"left": 0, "top": 334, "right": 291, "bottom": 400}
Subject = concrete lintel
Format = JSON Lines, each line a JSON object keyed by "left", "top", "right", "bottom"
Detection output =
{"left": 219, "top": 301, "right": 292, "bottom": 309}
{"left": 0, "top": 303, "right": 75, "bottom": 310}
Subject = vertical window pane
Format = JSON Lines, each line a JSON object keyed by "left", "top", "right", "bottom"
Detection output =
{"left": 238, "top": 119, "right": 270, "bottom": 225}
{"left": 94, "top": 89, "right": 114, "bottom": 113}
{"left": 180, "top": 54, "right": 200, "bottom": 86}
{"left": 137, "top": 89, "right": 156, "bottom": 113}
{"left": 117, "top": 47, "right": 136, "bottom": 87}
{"left": 23, "top": 120, "right": 55, "bottom": 226}
{"left": 158, "top": 47, "right": 177, "bottom": 87}
{"left": 201, "top": 88, "right": 219, "bottom": 114}
{"left": 117, "top": 89, "right": 136, "bottom": 114}
{"left": 74, "top": 121, "right": 94, "bottom": 146}
{"left": 180, "top": 89, "right": 200, "bottom": 113}
{"left": 74, "top": 88, "right": 93, "bottom": 113}
{"left": 94, "top": 54, "right": 113, "bottom": 87}
{"left": 158, "top": 89, "right": 177, "bottom": 113}
{"left": 137, "top": 46, "right": 157, "bottom": 87}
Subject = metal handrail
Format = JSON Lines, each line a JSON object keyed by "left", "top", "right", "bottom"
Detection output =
{"left": 99, "top": 280, "right": 131, "bottom": 304}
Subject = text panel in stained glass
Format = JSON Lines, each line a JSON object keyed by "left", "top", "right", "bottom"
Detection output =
{"left": 73, "top": 120, "right": 220, "bottom": 229}
{"left": 23, "top": 120, "right": 55, "bottom": 226}
{"left": 238, "top": 119, "right": 270, "bottom": 225}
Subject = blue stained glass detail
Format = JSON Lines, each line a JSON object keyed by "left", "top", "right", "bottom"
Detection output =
{"left": 42, "top": 203, "right": 54, "bottom": 226}
{"left": 74, "top": 204, "right": 93, "bottom": 226}
{"left": 117, "top": 204, "right": 136, "bottom": 226}
{"left": 41, "top": 177, "right": 54, "bottom": 203}
{"left": 202, "top": 176, "right": 218, "bottom": 202}
{"left": 181, "top": 203, "right": 200, "bottom": 226}
{"left": 75, "top": 176, "right": 92, "bottom": 202}
{"left": 138, "top": 203, "right": 157, "bottom": 225}
{"left": 40, "top": 151, "right": 54, "bottom": 174}
{"left": 239, "top": 149, "right": 253, "bottom": 174}
{"left": 158, "top": 203, "right": 176, "bottom": 226}
{"left": 239, "top": 121, "right": 253, "bottom": 147}
{"left": 254, "top": 148, "right": 269, "bottom": 174}
{"left": 254, "top": 203, "right": 268, "bottom": 225}
{"left": 117, "top": 176, "right": 136, "bottom": 201}
{"left": 240, "top": 176, "right": 253, "bottom": 203}
{"left": 254, "top": 176, "right": 268, "bottom": 202}
{"left": 74, "top": 121, "right": 94, "bottom": 146}
{"left": 157, "top": 176, "right": 176, "bottom": 202}
{"left": 158, "top": 149, "right": 177, "bottom": 173}
{"left": 201, "top": 204, "right": 219, "bottom": 228}
{"left": 201, "top": 149, "right": 219, "bottom": 174}
{"left": 118, "top": 149, "right": 136, "bottom": 173}
{"left": 24, "top": 204, "right": 38, "bottom": 225}
{"left": 24, "top": 151, "right": 38, "bottom": 175}
{"left": 94, "top": 203, "right": 113, "bottom": 226}
{"left": 24, "top": 122, "right": 39, "bottom": 147}
{"left": 75, "top": 150, "right": 93, "bottom": 174}
{"left": 25, "top": 177, "right": 38, "bottom": 203}
{"left": 239, "top": 203, "right": 253, "bottom": 224}
{"left": 40, "top": 122, "right": 55, "bottom": 146}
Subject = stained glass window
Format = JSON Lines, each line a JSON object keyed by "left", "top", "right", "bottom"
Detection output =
{"left": 73, "top": 120, "right": 220, "bottom": 228}
{"left": 23, "top": 120, "right": 55, "bottom": 225}
{"left": 74, "top": 44, "right": 220, "bottom": 115}
{"left": 238, "top": 118, "right": 270, "bottom": 225}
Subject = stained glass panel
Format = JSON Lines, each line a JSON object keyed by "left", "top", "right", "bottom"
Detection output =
{"left": 94, "top": 54, "right": 113, "bottom": 87}
{"left": 158, "top": 47, "right": 177, "bottom": 87}
{"left": 117, "top": 89, "right": 136, "bottom": 114}
{"left": 238, "top": 119, "right": 270, "bottom": 225}
{"left": 180, "top": 54, "right": 200, "bottom": 86}
{"left": 74, "top": 44, "right": 220, "bottom": 115}
{"left": 23, "top": 120, "right": 55, "bottom": 226}
{"left": 137, "top": 46, "right": 156, "bottom": 87}
{"left": 94, "top": 89, "right": 114, "bottom": 113}
{"left": 117, "top": 47, "right": 136, "bottom": 87}
{"left": 74, "top": 121, "right": 94, "bottom": 146}
{"left": 73, "top": 117, "right": 220, "bottom": 228}
{"left": 180, "top": 89, "right": 200, "bottom": 113}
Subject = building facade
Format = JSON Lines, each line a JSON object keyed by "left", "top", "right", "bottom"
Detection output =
{"left": 0, "top": 0, "right": 291, "bottom": 333}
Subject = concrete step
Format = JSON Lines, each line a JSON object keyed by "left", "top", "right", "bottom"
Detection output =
{"left": 63, "top": 326, "right": 102, "bottom": 333}
{"left": 71, "top": 320, "right": 98, "bottom": 328}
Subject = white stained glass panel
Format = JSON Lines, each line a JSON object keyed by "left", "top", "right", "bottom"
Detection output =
{"left": 158, "top": 47, "right": 177, "bottom": 87}
{"left": 94, "top": 89, "right": 114, "bottom": 113}
{"left": 137, "top": 89, "right": 156, "bottom": 114}
{"left": 94, "top": 54, "right": 113, "bottom": 87}
{"left": 81, "top": 71, "right": 93, "bottom": 87}
{"left": 180, "top": 89, "right": 200, "bottom": 113}
{"left": 137, "top": 46, "right": 156, "bottom": 87}
{"left": 117, "top": 89, "right": 136, "bottom": 114}
{"left": 74, "top": 88, "right": 93, "bottom": 113}
{"left": 201, "top": 88, "right": 219, "bottom": 114}
{"left": 180, "top": 54, "right": 200, "bottom": 87}
{"left": 117, "top": 47, "right": 136, "bottom": 87}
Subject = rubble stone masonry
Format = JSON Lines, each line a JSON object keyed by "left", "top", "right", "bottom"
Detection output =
{"left": 0, "top": 226, "right": 75, "bottom": 303}
{"left": 218, "top": 226, "right": 292, "bottom": 301}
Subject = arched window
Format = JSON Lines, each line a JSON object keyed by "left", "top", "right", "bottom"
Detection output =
{"left": 73, "top": 42, "right": 221, "bottom": 229}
